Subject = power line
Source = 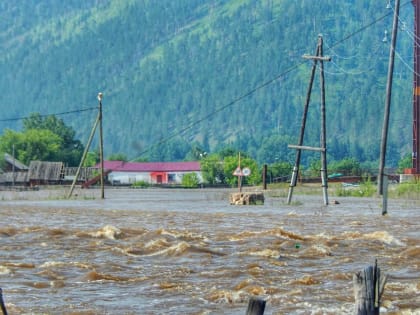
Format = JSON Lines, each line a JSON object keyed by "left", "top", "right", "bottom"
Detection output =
{"left": 130, "top": 7, "right": 400, "bottom": 160}
{"left": 0, "top": 106, "right": 97, "bottom": 123}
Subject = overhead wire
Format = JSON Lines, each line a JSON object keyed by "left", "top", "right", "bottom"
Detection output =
{"left": 386, "top": 1, "right": 420, "bottom": 76}
{"left": 0, "top": 2, "right": 411, "bottom": 160}
{"left": 0, "top": 106, "right": 98, "bottom": 123}
{"left": 130, "top": 5, "right": 403, "bottom": 160}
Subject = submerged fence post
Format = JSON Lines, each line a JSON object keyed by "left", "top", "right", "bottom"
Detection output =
{"left": 246, "top": 297, "right": 266, "bottom": 315}
{"left": 0, "top": 288, "right": 8, "bottom": 315}
{"left": 353, "top": 260, "right": 387, "bottom": 315}
{"left": 382, "top": 175, "right": 388, "bottom": 216}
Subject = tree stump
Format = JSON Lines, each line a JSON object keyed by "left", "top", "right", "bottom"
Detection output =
{"left": 246, "top": 297, "right": 266, "bottom": 315}
{"left": 353, "top": 261, "right": 387, "bottom": 315}
{"left": 0, "top": 288, "right": 8, "bottom": 315}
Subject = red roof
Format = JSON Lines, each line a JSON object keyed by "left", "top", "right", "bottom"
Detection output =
{"left": 97, "top": 161, "right": 201, "bottom": 172}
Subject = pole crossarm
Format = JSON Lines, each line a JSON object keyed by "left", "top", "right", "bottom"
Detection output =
{"left": 288, "top": 144, "right": 326, "bottom": 152}
{"left": 302, "top": 54, "right": 332, "bottom": 62}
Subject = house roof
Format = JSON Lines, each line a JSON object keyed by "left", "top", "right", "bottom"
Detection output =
{"left": 98, "top": 161, "right": 201, "bottom": 172}
{"left": 4, "top": 153, "right": 29, "bottom": 170}
{"left": 28, "top": 161, "right": 64, "bottom": 181}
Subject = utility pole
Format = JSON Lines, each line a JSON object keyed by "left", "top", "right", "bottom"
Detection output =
{"left": 412, "top": 0, "right": 420, "bottom": 174}
{"left": 12, "top": 144, "right": 15, "bottom": 187}
{"left": 98, "top": 92, "right": 105, "bottom": 199}
{"left": 378, "top": 0, "right": 400, "bottom": 196}
{"left": 287, "top": 35, "right": 331, "bottom": 205}
{"left": 67, "top": 92, "right": 105, "bottom": 199}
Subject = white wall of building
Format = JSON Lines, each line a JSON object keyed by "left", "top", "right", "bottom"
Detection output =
{"left": 108, "top": 171, "right": 203, "bottom": 185}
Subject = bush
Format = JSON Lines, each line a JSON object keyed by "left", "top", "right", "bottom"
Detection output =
{"left": 182, "top": 173, "right": 200, "bottom": 188}
{"left": 132, "top": 180, "right": 150, "bottom": 188}
{"left": 394, "top": 181, "right": 420, "bottom": 198}
{"left": 334, "top": 177, "right": 376, "bottom": 197}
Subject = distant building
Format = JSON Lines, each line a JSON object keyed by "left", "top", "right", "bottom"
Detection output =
{"left": 99, "top": 160, "right": 202, "bottom": 185}
{"left": 0, "top": 153, "right": 29, "bottom": 185}
{"left": 2, "top": 153, "right": 29, "bottom": 172}
{"left": 27, "top": 161, "right": 64, "bottom": 185}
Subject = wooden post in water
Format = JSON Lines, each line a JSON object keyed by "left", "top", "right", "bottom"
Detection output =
{"left": 0, "top": 288, "right": 8, "bottom": 315}
{"left": 382, "top": 175, "right": 388, "bottom": 216}
{"left": 262, "top": 164, "right": 267, "bottom": 190}
{"left": 246, "top": 297, "right": 266, "bottom": 315}
{"left": 353, "top": 260, "right": 387, "bottom": 315}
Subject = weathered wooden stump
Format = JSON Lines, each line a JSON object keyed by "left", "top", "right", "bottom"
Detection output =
{"left": 353, "top": 261, "right": 387, "bottom": 315}
{"left": 246, "top": 297, "right": 266, "bottom": 315}
{"left": 0, "top": 288, "right": 8, "bottom": 315}
{"left": 230, "top": 192, "right": 264, "bottom": 205}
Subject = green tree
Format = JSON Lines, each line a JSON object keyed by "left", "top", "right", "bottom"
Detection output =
{"left": 223, "top": 154, "right": 260, "bottom": 187}
{"left": 398, "top": 153, "right": 412, "bottom": 173}
{"left": 83, "top": 151, "right": 99, "bottom": 167}
{"left": 22, "top": 113, "right": 84, "bottom": 166}
{"left": 269, "top": 161, "right": 293, "bottom": 181}
{"left": 200, "top": 153, "right": 225, "bottom": 185}
{"left": 107, "top": 153, "right": 128, "bottom": 161}
{"left": 329, "top": 158, "right": 361, "bottom": 176}
{"left": 0, "top": 129, "right": 62, "bottom": 165}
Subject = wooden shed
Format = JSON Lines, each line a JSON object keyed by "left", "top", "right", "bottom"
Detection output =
{"left": 28, "top": 161, "right": 64, "bottom": 185}
{"left": 0, "top": 153, "right": 29, "bottom": 186}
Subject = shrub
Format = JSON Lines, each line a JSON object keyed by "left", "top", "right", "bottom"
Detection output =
{"left": 132, "top": 180, "right": 150, "bottom": 188}
{"left": 182, "top": 173, "right": 200, "bottom": 188}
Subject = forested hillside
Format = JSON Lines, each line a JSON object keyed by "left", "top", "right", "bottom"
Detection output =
{"left": 0, "top": 0, "right": 414, "bottom": 167}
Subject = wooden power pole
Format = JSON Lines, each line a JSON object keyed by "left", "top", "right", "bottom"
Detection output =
{"left": 287, "top": 35, "right": 331, "bottom": 205}
{"left": 412, "top": 0, "right": 420, "bottom": 174}
{"left": 378, "top": 0, "right": 400, "bottom": 197}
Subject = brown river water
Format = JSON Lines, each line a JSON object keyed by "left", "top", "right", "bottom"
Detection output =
{"left": 0, "top": 187, "right": 420, "bottom": 314}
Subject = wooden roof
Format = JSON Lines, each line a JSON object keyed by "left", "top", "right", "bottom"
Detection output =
{"left": 3, "top": 153, "right": 29, "bottom": 170}
{"left": 28, "top": 161, "right": 64, "bottom": 181}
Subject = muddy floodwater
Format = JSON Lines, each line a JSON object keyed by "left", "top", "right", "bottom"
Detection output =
{"left": 1, "top": 187, "right": 420, "bottom": 314}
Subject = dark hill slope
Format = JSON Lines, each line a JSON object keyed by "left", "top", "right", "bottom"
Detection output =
{"left": 0, "top": 0, "right": 414, "bottom": 165}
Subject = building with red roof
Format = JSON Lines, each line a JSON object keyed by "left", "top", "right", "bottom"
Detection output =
{"left": 98, "top": 160, "right": 202, "bottom": 185}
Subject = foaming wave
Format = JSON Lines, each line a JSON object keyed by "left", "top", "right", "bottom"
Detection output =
{"left": 146, "top": 241, "right": 224, "bottom": 257}
{"left": 248, "top": 249, "right": 280, "bottom": 258}
{"left": 207, "top": 289, "right": 248, "bottom": 304}
{"left": 118, "top": 238, "right": 172, "bottom": 256}
{"left": 0, "top": 266, "right": 11, "bottom": 275}
{"left": 340, "top": 230, "right": 404, "bottom": 246}
{"left": 298, "top": 244, "right": 333, "bottom": 258}
{"left": 364, "top": 231, "right": 405, "bottom": 246}
{"left": 234, "top": 279, "right": 273, "bottom": 295}
{"left": 87, "top": 225, "right": 122, "bottom": 240}
{"left": 208, "top": 281, "right": 269, "bottom": 305}
{"left": 39, "top": 261, "right": 91, "bottom": 269}
{"left": 290, "top": 275, "right": 320, "bottom": 285}
{"left": 158, "top": 228, "right": 209, "bottom": 242}
{"left": 144, "top": 238, "right": 171, "bottom": 250}
{"left": 82, "top": 270, "right": 131, "bottom": 282}
{"left": 3, "top": 262, "right": 35, "bottom": 269}
{"left": 399, "top": 247, "right": 420, "bottom": 258}
{"left": 0, "top": 227, "right": 18, "bottom": 236}
{"left": 230, "top": 228, "right": 305, "bottom": 241}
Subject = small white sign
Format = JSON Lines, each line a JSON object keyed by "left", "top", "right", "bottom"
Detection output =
{"left": 242, "top": 167, "right": 251, "bottom": 176}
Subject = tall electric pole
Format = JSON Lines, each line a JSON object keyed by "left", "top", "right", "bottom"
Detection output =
{"left": 378, "top": 0, "right": 400, "bottom": 195}
{"left": 412, "top": 0, "right": 420, "bottom": 174}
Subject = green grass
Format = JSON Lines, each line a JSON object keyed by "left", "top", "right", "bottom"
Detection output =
{"left": 391, "top": 181, "right": 420, "bottom": 199}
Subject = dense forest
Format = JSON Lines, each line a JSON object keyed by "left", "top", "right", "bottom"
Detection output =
{"left": 0, "top": 0, "right": 415, "bottom": 168}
